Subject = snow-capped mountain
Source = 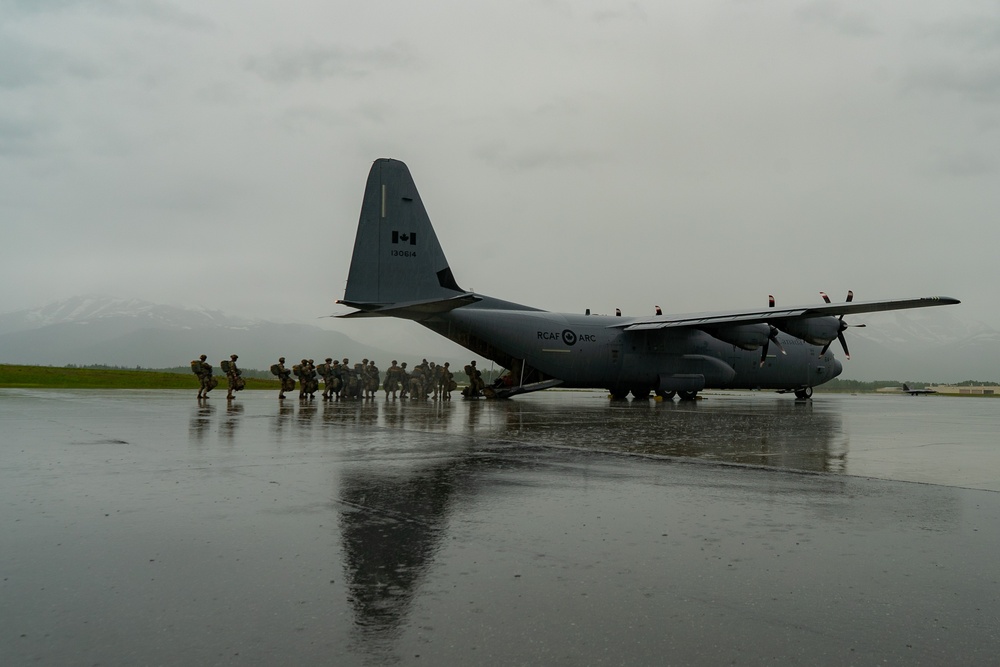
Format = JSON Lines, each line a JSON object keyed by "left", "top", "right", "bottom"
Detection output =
{"left": 0, "top": 295, "right": 252, "bottom": 336}
{"left": 812, "top": 309, "right": 1000, "bottom": 382}
{"left": 0, "top": 296, "right": 392, "bottom": 370}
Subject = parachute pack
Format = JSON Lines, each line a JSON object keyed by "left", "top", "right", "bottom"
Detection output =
{"left": 220, "top": 360, "right": 231, "bottom": 374}
{"left": 270, "top": 364, "right": 282, "bottom": 377}
{"left": 190, "top": 360, "right": 202, "bottom": 375}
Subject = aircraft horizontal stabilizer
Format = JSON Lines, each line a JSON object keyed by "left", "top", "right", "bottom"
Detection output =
{"left": 337, "top": 293, "right": 481, "bottom": 319}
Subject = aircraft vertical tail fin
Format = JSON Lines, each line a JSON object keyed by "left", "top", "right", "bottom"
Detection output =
{"left": 341, "top": 159, "right": 465, "bottom": 310}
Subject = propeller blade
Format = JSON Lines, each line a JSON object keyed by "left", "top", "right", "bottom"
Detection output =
{"left": 838, "top": 332, "right": 851, "bottom": 359}
{"left": 819, "top": 341, "right": 832, "bottom": 357}
{"left": 761, "top": 326, "right": 786, "bottom": 366}
{"left": 768, "top": 294, "right": 775, "bottom": 308}
{"left": 769, "top": 326, "right": 786, "bottom": 355}
{"left": 820, "top": 291, "right": 831, "bottom": 304}
{"left": 846, "top": 290, "right": 854, "bottom": 303}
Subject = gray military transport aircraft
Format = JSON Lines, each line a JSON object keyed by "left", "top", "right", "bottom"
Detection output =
{"left": 337, "top": 159, "right": 960, "bottom": 400}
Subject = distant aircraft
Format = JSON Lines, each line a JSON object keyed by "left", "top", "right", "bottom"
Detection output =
{"left": 901, "top": 383, "right": 937, "bottom": 396}
{"left": 337, "top": 159, "right": 960, "bottom": 400}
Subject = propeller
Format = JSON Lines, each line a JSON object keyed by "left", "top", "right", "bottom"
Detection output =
{"left": 760, "top": 295, "right": 786, "bottom": 366}
{"left": 818, "top": 290, "right": 866, "bottom": 359}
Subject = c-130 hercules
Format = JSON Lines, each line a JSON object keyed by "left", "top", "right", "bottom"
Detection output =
{"left": 338, "top": 159, "right": 959, "bottom": 400}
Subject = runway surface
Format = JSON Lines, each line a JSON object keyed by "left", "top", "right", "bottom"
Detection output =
{"left": 2, "top": 388, "right": 998, "bottom": 665}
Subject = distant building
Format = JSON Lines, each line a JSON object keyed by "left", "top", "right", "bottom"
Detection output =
{"left": 930, "top": 385, "right": 997, "bottom": 396}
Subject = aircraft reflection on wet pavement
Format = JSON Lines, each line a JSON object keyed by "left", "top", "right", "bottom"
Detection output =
{"left": 253, "top": 391, "right": 847, "bottom": 474}
{"left": 315, "top": 395, "right": 971, "bottom": 661}
{"left": 220, "top": 391, "right": 853, "bottom": 653}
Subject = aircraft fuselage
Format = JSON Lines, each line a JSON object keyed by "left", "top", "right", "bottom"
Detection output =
{"left": 421, "top": 302, "right": 841, "bottom": 394}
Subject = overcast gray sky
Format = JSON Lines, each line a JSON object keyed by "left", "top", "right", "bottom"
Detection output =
{"left": 2, "top": 0, "right": 996, "bottom": 349}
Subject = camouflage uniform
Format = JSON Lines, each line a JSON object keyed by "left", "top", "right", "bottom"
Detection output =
{"left": 350, "top": 363, "right": 365, "bottom": 399}
{"left": 273, "top": 356, "right": 294, "bottom": 399}
{"left": 464, "top": 361, "right": 484, "bottom": 397}
{"left": 319, "top": 358, "right": 336, "bottom": 400}
{"left": 336, "top": 358, "right": 350, "bottom": 399}
{"left": 305, "top": 359, "right": 319, "bottom": 399}
{"left": 194, "top": 354, "right": 214, "bottom": 398}
{"left": 384, "top": 360, "right": 401, "bottom": 399}
{"left": 409, "top": 365, "right": 425, "bottom": 399}
{"left": 359, "top": 359, "right": 371, "bottom": 398}
{"left": 414, "top": 359, "right": 431, "bottom": 398}
{"left": 428, "top": 362, "right": 438, "bottom": 399}
{"left": 438, "top": 362, "right": 454, "bottom": 400}
{"left": 295, "top": 359, "right": 308, "bottom": 399}
{"left": 366, "top": 360, "right": 380, "bottom": 398}
{"left": 327, "top": 360, "right": 342, "bottom": 400}
{"left": 398, "top": 362, "right": 409, "bottom": 399}
{"left": 225, "top": 354, "right": 243, "bottom": 400}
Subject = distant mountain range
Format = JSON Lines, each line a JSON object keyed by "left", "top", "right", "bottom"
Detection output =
{"left": 835, "top": 310, "right": 1000, "bottom": 382}
{"left": 0, "top": 295, "right": 996, "bottom": 382}
{"left": 0, "top": 296, "right": 398, "bottom": 371}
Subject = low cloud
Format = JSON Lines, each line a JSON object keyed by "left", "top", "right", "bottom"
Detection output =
{"left": 795, "top": 1, "right": 879, "bottom": 37}
{"left": 0, "top": 35, "right": 99, "bottom": 89}
{"left": 903, "top": 62, "right": 1000, "bottom": 104}
{"left": 245, "top": 42, "right": 414, "bottom": 84}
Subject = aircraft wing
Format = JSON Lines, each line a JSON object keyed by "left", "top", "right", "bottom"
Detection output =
{"left": 615, "top": 296, "right": 960, "bottom": 331}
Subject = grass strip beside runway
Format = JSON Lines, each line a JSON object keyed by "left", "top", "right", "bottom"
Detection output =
{"left": 0, "top": 364, "right": 277, "bottom": 390}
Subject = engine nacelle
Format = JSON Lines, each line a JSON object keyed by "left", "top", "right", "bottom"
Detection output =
{"left": 777, "top": 316, "right": 841, "bottom": 346}
{"left": 702, "top": 323, "right": 770, "bottom": 350}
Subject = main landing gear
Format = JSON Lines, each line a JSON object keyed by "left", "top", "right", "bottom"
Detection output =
{"left": 610, "top": 388, "right": 698, "bottom": 401}
{"left": 794, "top": 387, "right": 814, "bottom": 400}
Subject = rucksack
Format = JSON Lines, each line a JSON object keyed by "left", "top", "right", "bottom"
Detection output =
{"left": 190, "top": 360, "right": 202, "bottom": 375}
{"left": 220, "top": 359, "right": 231, "bottom": 374}
{"left": 270, "top": 364, "right": 281, "bottom": 377}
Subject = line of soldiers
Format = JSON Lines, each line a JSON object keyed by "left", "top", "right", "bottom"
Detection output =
{"left": 191, "top": 354, "right": 245, "bottom": 400}
{"left": 194, "top": 354, "right": 484, "bottom": 401}
{"left": 269, "top": 357, "right": 462, "bottom": 401}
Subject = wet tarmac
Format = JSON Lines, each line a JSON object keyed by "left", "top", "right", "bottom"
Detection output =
{"left": 2, "top": 388, "right": 998, "bottom": 665}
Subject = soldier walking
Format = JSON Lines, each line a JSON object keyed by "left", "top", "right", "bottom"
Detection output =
{"left": 224, "top": 354, "right": 243, "bottom": 400}
{"left": 366, "top": 360, "right": 380, "bottom": 399}
{"left": 305, "top": 359, "right": 319, "bottom": 399}
{"left": 320, "top": 358, "right": 338, "bottom": 400}
{"left": 272, "top": 356, "right": 294, "bottom": 399}
{"left": 398, "top": 362, "right": 409, "bottom": 399}
{"left": 193, "top": 354, "right": 215, "bottom": 399}
{"left": 439, "top": 362, "right": 454, "bottom": 400}
{"left": 464, "top": 360, "right": 484, "bottom": 397}
{"left": 384, "top": 360, "right": 401, "bottom": 399}
{"left": 428, "top": 362, "right": 439, "bottom": 399}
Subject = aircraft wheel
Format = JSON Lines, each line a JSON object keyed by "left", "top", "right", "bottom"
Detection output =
{"left": 630, "top": 387, "right": 651, "bottom": 400}
{"left": 609, "top": 389, "right": 629, "bottom": 400}
{"left": 794, "top": 387, "right": 813, "bottom": 400}
{"left": 678, "top": 390, "right": 698, "bottom": 401}
{"left": 655, "top": 390, "right": 676, "bottom": 401}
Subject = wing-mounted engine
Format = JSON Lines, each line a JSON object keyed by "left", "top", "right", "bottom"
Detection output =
{"left": 774, "top": 291, "right": 866, "bottom": 358}
{"left": 775, "top": 316, "right": 843, "bottom": 348}
{"left": 700, "top": 323, "right": 770, "bottom": 350}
